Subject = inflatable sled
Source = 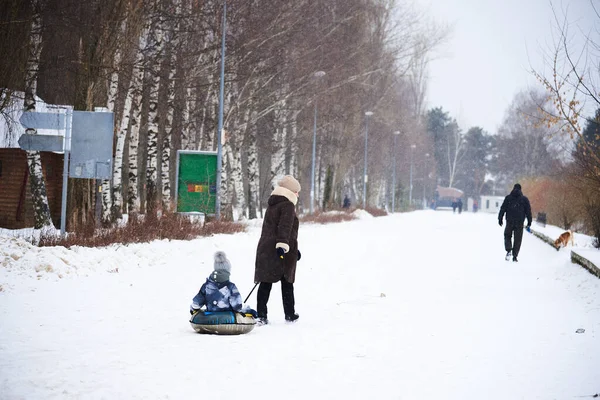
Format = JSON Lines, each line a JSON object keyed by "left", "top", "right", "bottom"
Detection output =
{"left": 190, "top": 311, "right": 256, "bottom": 335}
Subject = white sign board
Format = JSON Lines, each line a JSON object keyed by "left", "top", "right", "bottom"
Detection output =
{"left": 69, "top": 112, "right": 114, "bottom": 179}
{"left": 19, "top": 111, "right": 65, "bottom": 130}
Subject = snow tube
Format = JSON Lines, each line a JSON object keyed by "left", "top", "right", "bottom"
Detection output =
{"left": 190, "top": 311, "right": 256, "bottom": 335}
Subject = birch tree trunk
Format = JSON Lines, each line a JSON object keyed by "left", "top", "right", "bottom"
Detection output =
{"left": 24, "top": 0, "right": 54, "bottom": 229}
{"left": 270, "top": 99, "right": 287, "bottom": 181}
{"left": 288, "top": 110, "right": 300, "bottom": 177}
{"left": 197, "top": 87, "right": 213, "bottom": 150}
{"left": 161, "top": 1, "right": 182, "bottom": 210}
{"left": 351, "top": 170, "right": 360, "bottom": 207}
{"left": 100, "top": 39, "right": 122, "bottom": 223}
{"left": 447, "top": 126, "right": 464, "bottom": 188}
{"left": 202, "top": 78, "right": 218, "bottom": 151}
{"left": 229, "top": 108, "right": 250, "bottom": 219}
{"left": 181, "top": 86, "right": 194, "bottom": 150}
{"left": 106, "top": 57, "right": 120, "bottom": 113}
{"left": 127, "top": 30, "right": 148, "bottom": 215}
{"left": 317, "top": 146, "right": 326, "bottom": 208}
{"left": 408, "top": 42, "right": 428, "bottom": 119}
{"left": 224, "top": 140, "right": 236, "bottom": 217}
{"left": 246, "top": 111, "right": 260, "bottom": 219}
{"left": 379, "top": 174, "right": 386, "bottom": 211}
{"left": 127, "top": 95, "right": 142, "bottom": 214}
{"left": 161, "top": 81, "right": 174, "bottom": 210}
{"left": 113, "top": 33, "right": 145, "bottom": 218}
{"left": 146, "top": 11, "right": 164, "bottom": 214}
{"left": 220, "top": 140, "right": 232, "bottom": 219}
{"left": 180, "top": 0, "right": 193, "bottom": 150}
{"left": 218, "top": 80, "right": 234, "bottom": 219}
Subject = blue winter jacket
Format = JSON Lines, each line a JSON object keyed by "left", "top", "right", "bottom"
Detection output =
{"left": 191, "top": 278, "right": 243, "bottom": 312}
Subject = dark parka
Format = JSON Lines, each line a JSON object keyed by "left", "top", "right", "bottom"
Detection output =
{"left": 498, "top": 187, "right": 532, "bottom": 226}
{"left": 254, "top": 194, "right": 299, "bottom": 283}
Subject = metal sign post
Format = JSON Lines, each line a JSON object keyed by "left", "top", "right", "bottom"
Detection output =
{"left": 19, "top": 107, "right": 112, "bottom": 236}
{"left": 60, "top": 108, "right": 72, "bottom": 236}
{"left": 18, "top": 110, "right": 70, "bottom": 235}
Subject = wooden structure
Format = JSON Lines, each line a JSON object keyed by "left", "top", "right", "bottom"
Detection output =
{"left": 479, "top": 195, "right": 505, "bottom": 214}
{"left": 0, "top": 149, "right": 63, "bottom": 229}
{"left": 433, "top": 186, "right": 464, "bottom": 209}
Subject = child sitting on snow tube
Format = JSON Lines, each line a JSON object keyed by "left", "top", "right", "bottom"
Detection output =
{"left": 189, "top": 251, "right": 256, "bottom": 335}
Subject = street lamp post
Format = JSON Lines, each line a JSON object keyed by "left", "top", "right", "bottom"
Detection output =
{"left": 409, "top": 144, "right": 416, "bottom": 205}
{"left": 310, "top": 70, "right": 326, "bottom": 214}
{"left": 363, "top": 111, "right": 374, "bottom": 207}
{"left": 392, "top": 130, "right": 400, "bottom": 213}
{"left": 423, "top": 153, "right": 429, "bottom": 208}
{"left": 216, "top": 1, "right": 227, "bottom": 220}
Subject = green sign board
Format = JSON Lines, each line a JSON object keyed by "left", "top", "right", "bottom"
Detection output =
{"left": 176, "top": 150, "right": 217, "bottom": 215}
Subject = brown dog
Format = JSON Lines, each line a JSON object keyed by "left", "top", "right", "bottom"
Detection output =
{"left": 554, "top": 230, "right": 574, "bottom": 250}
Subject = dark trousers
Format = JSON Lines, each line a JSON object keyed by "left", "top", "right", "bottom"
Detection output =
{"left": 504, "top": 222, "right": 524, "bottom": 257}
{"left": 256, "top": 278, "right": 295, "bottom": 318}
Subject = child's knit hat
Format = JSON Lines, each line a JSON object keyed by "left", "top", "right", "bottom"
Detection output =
{"left": 213, "top": 251, "right": 231, "bottom": 272}
{"left": 210, "top": 251, "right": 231, "bottom": 283}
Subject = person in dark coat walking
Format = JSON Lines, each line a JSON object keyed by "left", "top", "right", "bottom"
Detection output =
{"left": 343, "top": 195, "right": 351, "bottom": 209}
{"left": 457, "top": 198, "right": 463, "bottom": 214}
{"left": 498, "top": 183, "right": 532, "bottom": 262}
{"left": 254, "top": 175, "right": 301, "bottom": 325}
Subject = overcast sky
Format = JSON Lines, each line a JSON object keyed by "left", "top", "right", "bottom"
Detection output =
{"left": 414, "top": 0, "right": 596, "bottom": 134}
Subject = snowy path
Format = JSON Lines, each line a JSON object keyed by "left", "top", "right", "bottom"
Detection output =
{"left": 1, "top": 211, "right": 599, "bottom": 399}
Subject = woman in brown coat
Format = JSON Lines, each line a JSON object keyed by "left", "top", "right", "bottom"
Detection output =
{"left": 254, "top": 175, "right": 301, "bottom": 325}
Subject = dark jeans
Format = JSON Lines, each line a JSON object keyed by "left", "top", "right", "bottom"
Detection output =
{"left": 504, "top": 222, "right": 524, "bottom": 257}
{"left": 256, "top": 278, "right": 295, "bottom": 318}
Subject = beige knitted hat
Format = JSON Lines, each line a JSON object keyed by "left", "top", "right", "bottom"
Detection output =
{"left": 277, "top": 175, "right": 301, "bottom": 193}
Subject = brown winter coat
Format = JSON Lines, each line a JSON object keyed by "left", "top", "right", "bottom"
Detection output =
{"left": 254, "top": 193, "right": 300, "bottom": 283}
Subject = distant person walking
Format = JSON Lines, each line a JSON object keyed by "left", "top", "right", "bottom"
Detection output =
{"left": 254, "top": 175, "right": 302, "bottom": 325}
{"left": 343, "top": 195, "right": 351, "bottom": 209}
{"left": 457, "top": 198, "right": 463, "bottom": 214}
{"left": 498, "top": 183, "right": 532, "bottom": 262}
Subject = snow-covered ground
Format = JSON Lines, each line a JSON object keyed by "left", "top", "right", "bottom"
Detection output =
{"left": 1, "top": 211, "right": 599, "bottom": 399}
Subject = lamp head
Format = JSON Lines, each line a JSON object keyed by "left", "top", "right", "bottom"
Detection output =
{"left": 365, "top": 111, "right": 373, "bottom": 116}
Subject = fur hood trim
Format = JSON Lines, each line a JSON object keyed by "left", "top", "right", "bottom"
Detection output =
{"left": 271, "top": 186, "right": 298, "bottom": 205}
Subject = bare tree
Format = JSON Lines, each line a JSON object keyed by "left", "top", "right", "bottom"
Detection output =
{"left": 24, "top": 0, "right": 54, "bottom": 229}
{"left": 446, "top": 121, "right": 465, "bottom": 188}
{"left": 532, "top": 2, "right": 600, "bottom": 182}
{"left": 145, "top": 1, "right": 166, "bottom": 214}
{"left": 494, "top": 89, "right": 558, "bottom": 183}
{"left": 161, "top": 0, "right": 184, "bottom": 211}
{"left": 127, "top": 26, "right": 148, "bottom": 215}
{"left": 3, "top": 0, "right": 451, "bottom": 231}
